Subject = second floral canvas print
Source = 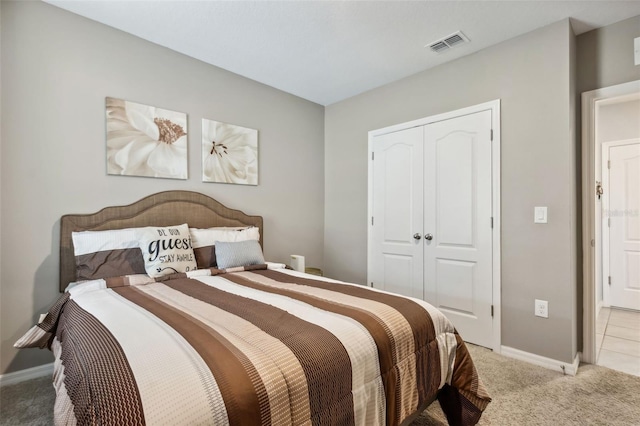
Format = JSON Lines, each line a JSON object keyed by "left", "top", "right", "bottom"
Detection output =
{"left": 106, "top": 97, "right": 188, "bottom": 179}
{"left": 202, "top": 119, "right": 258, "bottom": 185}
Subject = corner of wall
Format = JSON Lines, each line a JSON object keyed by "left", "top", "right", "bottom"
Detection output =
{"left": 569, "top": 19, "right": 581, "bottom": 358}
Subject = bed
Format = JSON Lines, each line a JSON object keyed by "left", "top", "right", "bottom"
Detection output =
{"left": 15, "top": 190, "right": 490, "bottom": 425}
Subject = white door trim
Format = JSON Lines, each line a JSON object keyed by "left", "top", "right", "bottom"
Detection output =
{"left": 581, "top": 80, "right": 640, "bottom": 364}
{"left": 368, "top": 99, "right": 501, "bottom": 353}
{"left": 601, "top": 138, "right": 640, "bottom": 308}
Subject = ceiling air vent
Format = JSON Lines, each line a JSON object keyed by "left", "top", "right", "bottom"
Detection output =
{"left": 426, "top": 31, "right": 469, "bottom": 54}
{"left": 430, "top": 41, "right": 449, "bottom": 53}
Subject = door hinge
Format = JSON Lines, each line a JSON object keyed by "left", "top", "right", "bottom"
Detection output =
{"left": 371, "top": 216, "right": 374, "bottom": 226}
{"left": 490, "top": 129, "right": 494, "bottom": 141}
{"left": 491, "top": 305, "right": 494, "bottom": 317}
{"left": 608, "top": 276, "right": 611, "bottom": 286}
{"left": 607, "top": 160, "right": 610, "bottom": 169}
{"left": 372, "top": 152, "right": 374, "bottom": 160}
{"left": 490, "top": 217, "right": 494, "bottom": 228}
{"left": 608, "top": 218, "right": 611, "bottom": 227}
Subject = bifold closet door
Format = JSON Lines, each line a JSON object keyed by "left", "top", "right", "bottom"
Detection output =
{"left": 424, "top": 110, "right": 493, "bottom": 348}
{"left": 370, "top": 127, "right": 424, "bottom": 299}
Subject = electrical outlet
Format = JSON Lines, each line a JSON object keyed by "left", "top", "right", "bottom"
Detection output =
{"left": 535, "top": 299, "right": 548, "bottom": 318}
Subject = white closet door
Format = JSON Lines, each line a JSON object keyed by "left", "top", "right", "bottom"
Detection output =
{"left": 424, "top": 110, "right": 493, "bottom": 348}
{"left": 370, "top": 127, "right": 424, "bottom": 298}
{"left": 608, "top": 142, "right": 640, "bottom": 311}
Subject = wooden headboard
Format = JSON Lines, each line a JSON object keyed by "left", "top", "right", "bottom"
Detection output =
{"left": 59, "top": 190, "right": 263, "bottom": 292}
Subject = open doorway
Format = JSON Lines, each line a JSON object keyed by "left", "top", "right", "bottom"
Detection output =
{"left": 582, "top": 80, "right": 640, "bottom": 376}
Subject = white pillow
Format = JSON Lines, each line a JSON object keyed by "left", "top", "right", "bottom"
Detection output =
{"left": 71, "top": 227, "right": 147, "bottom": 280}
{"left": 137, "top": 224, "right": 197, "bottom": 277}
{"left": 72, "top": 228, "right": 139, "bottom": 256}
{"left": 190, "top": 226, "right": 260, "bottom": 248}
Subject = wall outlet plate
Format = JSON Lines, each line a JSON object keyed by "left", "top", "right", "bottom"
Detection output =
{"left": 535, "top": 299, "right": 548, "bottom": 318}
{"left": 534, "top": 206, "right": 548, "bottom": 223}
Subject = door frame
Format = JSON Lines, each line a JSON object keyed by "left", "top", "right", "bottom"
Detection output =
{"left": 367, "top": 99, "right": 502, "bottom": 352}
{"left": 601, "top": 139, "right": 640, "bottom": 308}
{"left": 581, "top": 80, "right": 640, "bottom": 364}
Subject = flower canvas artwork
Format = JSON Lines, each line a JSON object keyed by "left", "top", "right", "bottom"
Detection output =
{"left": 106, "top": 97, "right": 188, "bottom": 179}
{"left": 202, "top": 119, "right": 258, "bottom": 185}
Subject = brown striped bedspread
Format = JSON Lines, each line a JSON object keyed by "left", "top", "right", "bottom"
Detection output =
{"left": 16, "top": 264, "right": 490, "bottom": 425}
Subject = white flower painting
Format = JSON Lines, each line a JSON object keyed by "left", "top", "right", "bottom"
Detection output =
{"left": 202, "top": 119, "right": 258, "bottom": 185}
{"left": 106, "top": 97, "right": 188, "bottom": 179}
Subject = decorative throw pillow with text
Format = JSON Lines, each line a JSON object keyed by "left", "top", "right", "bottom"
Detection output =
{"left": 137, "top": 224, "right": 197, "bottom": 278}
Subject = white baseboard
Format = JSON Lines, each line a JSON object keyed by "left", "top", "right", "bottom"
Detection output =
{"left": 501, "top": 346, "right": 581, "bottom": 376}
{"left": 0, "top": 363, "right": 54, "bottom": 387}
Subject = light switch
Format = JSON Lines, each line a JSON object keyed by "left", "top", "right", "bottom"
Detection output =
{"left": 635, "top": 37, "right": 640, "bottom": 66}
{"left": 534, "top": 206, "right": 548, "bottom": 224}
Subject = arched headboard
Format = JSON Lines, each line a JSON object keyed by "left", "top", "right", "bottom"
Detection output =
{"left": 59, "top": 191, "right": 263, "bottom": 292}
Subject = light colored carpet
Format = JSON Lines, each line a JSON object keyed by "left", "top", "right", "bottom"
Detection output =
{"left": 1, "top": 344, "right": 639, "bottom": 425}
{"left": 0, "top": 376, "right": 53, "bottom": 425}
{"left": 416, "top": 345, "right": 640, "bottom": 425}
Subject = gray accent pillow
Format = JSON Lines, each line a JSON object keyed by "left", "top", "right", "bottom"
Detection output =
{"left": 215, "top": 240, "right": 265, "bottom": 269}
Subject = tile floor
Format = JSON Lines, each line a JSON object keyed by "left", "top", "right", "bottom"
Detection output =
{"left": 596, "top": 307, "right": 640, "bottom": 377}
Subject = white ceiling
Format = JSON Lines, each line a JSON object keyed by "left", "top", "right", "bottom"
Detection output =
{"left": 45, "top": 1, "right": 640, "bottom": 106}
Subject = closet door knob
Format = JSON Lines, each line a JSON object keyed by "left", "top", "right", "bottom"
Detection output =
{"left": 413, "top": 233, "right": 422, "bottom": 240}
{"left": 425, "top": 233, "right": 433, "bottom": 241}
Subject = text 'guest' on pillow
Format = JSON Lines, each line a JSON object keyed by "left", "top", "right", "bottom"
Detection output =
{"left": 136, "top": 224, "right": 197, "bottom": 277}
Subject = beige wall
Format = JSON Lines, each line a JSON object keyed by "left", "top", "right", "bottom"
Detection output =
{"left": 325, "top": 20, "right": 579, "bottom": 362}
{"left": 577, "top": 15, "right": 640, "bottom": 94}
{"left": 0, "top": 2, "right": 3, "bottom": 377}
{"left": 598, "top": 99, "right": 640, "bottom": 143}
{"left": 0, "top": 1, "right": 325, "bottom": 374}
{"left": 569, "top": 22, "right": 579, "bottom": 358}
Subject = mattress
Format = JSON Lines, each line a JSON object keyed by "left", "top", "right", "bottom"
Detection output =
{"left": 16, "top": 264, "right": 490, "bottom": 425}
